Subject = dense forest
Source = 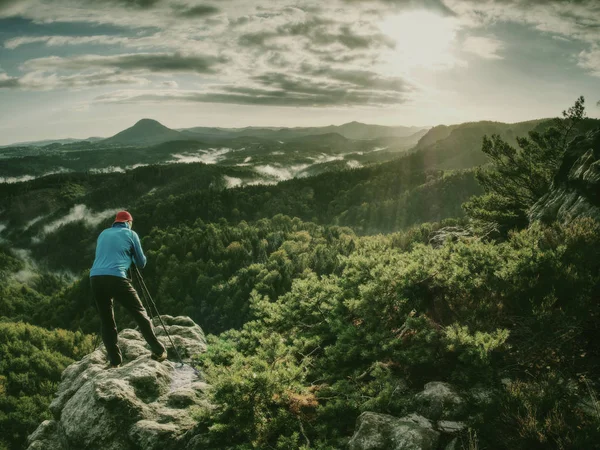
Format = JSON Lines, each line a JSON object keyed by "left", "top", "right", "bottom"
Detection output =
{"left": 1, "top": 98, "right": 599, "bottom": 449}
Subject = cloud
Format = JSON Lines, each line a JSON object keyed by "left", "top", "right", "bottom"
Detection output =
{"left": 171, "top": 3, "right": 219, "bottom": 17}
{"left": 462, "top": 36, "right": 504, "bottom": 60}
{"left": 444, "top": 0, "right": 600, "bottom": 46}
{"left": 0, "top": 0, "right": 18, "bottom": 12}
{"left": 0, "top": 168, "right": 71, "bottom": 183}
{"left": 237, "top": 15, "right": 389, "bottom": 56}
{"left": 0, "top": 73, "right": 19, "bottom": 88}
{"left": 0, "top": 175, "right": 37, "bottom": 183}
{"left": 578, "top": 47, "right": 600, "bottom": 77}
{"left": 342, "top": 0, "right": 455, "bottom": 16}
{"left": 22, "top": 52, "right": 225, "bottom": 74}
{"left": 1, "top": 70, "right": 151, "bottom": 90}
{"left": 238, "top": 31, "right": 277, "bottom": 48}
{"left": 5, "top": 51, "right": 225, "bottom": 90}
{"left": 444, "top": 0, "right": 600, "bottom": 76}
{"left": 25, "top": 215, "right": 47, "bottom": 230}
{"left": 89, "top": 166, "right": 125, "bottom": 174}
{"left": 87, "top": 164, "right": 150, "bottom": 173}
{"left": 223, "top": 175, "right": 242, "bottom": 188}
{"left": 301, "top": 65, "right": 414, "bottom": 92}
{"left": 42, "top": 204, "right": 120, "bottom": 235}
{"left": 254, "top": 164, "right": 310, "bottom": 181}
{"left": 309, "top": 153, "right": 344, "bottom": 163}
{"left": 111, "top": 0, "right": 162, "bottom": 8}
{"left": 3, "top": 0, "right": 600, "bottom": 110}
{"left": 169, "top": 147, "right": 232, "bottom": 164}
{"left": 4, "top": 35, "right": 130, "bottom": 50}
{"left": 94, "top": 77, "right": 411, "bottom": 106}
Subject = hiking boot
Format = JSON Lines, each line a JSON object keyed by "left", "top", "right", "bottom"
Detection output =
{"left": 151, "top": 350, "right": 167, "bottom": 362}
{"left": 105, "top": 363, "right": 121, "bottom": 369}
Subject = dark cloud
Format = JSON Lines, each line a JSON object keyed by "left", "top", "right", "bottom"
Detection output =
{"left": 238, "top": 31, "right": 276, "bottom": 47}
{"left": 336, "top": 26, "right": 374, "bottom": 49}
{"left": 303, "top": 65, "right": 413, "bottom": 92}
{"left": 95, "top": 69, "right": 413, "bottom": 107}
{"left": 0, "top": 0, "right": 18, "bottom": 11}
{"left": 278, "top": 16, "right": 333, "bottom": 36}
{"left": 0, "top": 74, "right": 19, "bottom": 88}
{"left": 279, "top": 16, "right": 387, "bottom": 50}
{"left": 341, "top": 0, "right": 456, "bottom": 16}
{"left": 24, "top": 52, "right": 225, "bottom": 74}
{"left": 50, "top": 72, "right": 149, "bottom": 87}
{"left": 0, "top": 0, "right": 163, "bottom": 15}
{"left": 0, "top": 71, "right": 150, "bottom": 89}
{"left": 239, "top": 16, "right": 386, "bottom": 51}
{"left": 97, "top": 87, "right": 405, "bottom": 106}
{"left": 171, "top": 3, "right": 219, "bottom": 17}
{"left": 314, "top": 27, "right": 392, "bottom": 51}
{"left": 107, "top": 0, "right": 162, "bottom": 9}
{"left": 238, "top": 17, "right": 329, "bottom": 48}
{"left": 233, "top": 71, "right": 410, "bottom": 105}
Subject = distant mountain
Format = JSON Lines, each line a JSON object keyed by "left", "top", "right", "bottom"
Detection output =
{"left": 410, "top": 118, "right": 600, "bottom": 171}
{"left": 1, "top": 137, "right": 104, "bottom": 148}
{"left": 288, "top": 132, "right": 349, "bottom": 144}
{"left": 372, "top": 128, "right": 429, "bottom": 149}
{"left": 413, "top": 119, "right": 548, "bottom": 170}
{"left": 103, "top": 119, "right": 187, "bottom": 146}
{"left": 415, "top": 124, "right": 456, "bottom": 149}
{"left": 326, "top": 121, "right": 425, "bottom": 140}
{"left": 179, "top": 122, "right": 428, "bottom": 142}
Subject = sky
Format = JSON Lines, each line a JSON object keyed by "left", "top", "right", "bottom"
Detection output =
{"left": 0, "top": 0, "right": 599, "bottom": 145}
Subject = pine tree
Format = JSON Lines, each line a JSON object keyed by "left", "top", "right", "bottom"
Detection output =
{"left": 463, "top": 97, "right": 586, "bottom": 233}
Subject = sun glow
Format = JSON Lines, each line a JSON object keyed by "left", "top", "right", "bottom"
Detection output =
{"left": 379, "top": 10, "right": 459, "bottom": 72}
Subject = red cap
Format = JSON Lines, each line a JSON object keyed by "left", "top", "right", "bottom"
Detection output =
{"left": 114, "top": 211, "right": 133, "bottom": 223}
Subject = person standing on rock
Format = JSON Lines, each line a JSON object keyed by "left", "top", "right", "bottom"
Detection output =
{"left": 90, "top": 210, "right": 167, "bottom": 368}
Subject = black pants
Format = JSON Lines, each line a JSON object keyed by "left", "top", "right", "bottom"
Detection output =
{"left": 91, "top": 275, "right": 165, "bottom": 365}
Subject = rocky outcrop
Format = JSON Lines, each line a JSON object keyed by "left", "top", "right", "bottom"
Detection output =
{"left": 27, "top": 316, "right": 209, "bottom": 450}
{"left": 413, "top": 382, "right": 464, "bottom": 421}
{"left": 529, "top": 128, "right": 600, "bottom": 224}
{"left": 348, "top": 412, "right": 440, "bottom": 450}
{"left": 349, "top": 382, "right": 468, "bottom": 450}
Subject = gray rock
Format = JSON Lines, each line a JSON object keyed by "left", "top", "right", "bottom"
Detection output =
{"left": 436, "top": 421, "right": 466, "bottom": 434}
{"left": 445, "top": 437, "right": 459, "bottom": 450}
{"left": 27, "top": 316, "right": 209, "bottom": 450}
{"left": 26, "top": 420, "right": 66, "bottom": 450}
{"left": 129, "top": 420, "right": 185, "bottom": 450}
{"left": 529, "top": 128, "right": 600, "bottom": 224}
{"left": 414, "top": 382, "right": 464, "bottom": 421}
{"left": 348, "top": 412, "right": 440, "bottom": 450}
{"left": 398, "top": 413, "right": 434, "bottom": 429}
{"left": 152, "top": 315, "right": 207, "bottom": 359}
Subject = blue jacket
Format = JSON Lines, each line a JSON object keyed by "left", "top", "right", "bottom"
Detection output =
{"left": 90, "top": 222, "right": 147, "bottom": 278}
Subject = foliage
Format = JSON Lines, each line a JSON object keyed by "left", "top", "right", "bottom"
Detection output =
{"left": 196, "top": 333, "right": 315, "bottom": 449}
{"left": 0, "top": 103, "right": 599, "bottom": 449}
{"left": 1, "top": 146, "right": 485, "bottom": 274}
{"left": 0, "top": 322, "right": 94, "bottom": 450}
{"left": 464, "top": 97, "right": 591, "bottom": 232}
{"left": 194, "top": 217, "right": 600, "bottom": 449}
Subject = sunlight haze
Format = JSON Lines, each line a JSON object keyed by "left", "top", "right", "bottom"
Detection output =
{"left": 0, "top": 0, "right": 599, "bottom": 144}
